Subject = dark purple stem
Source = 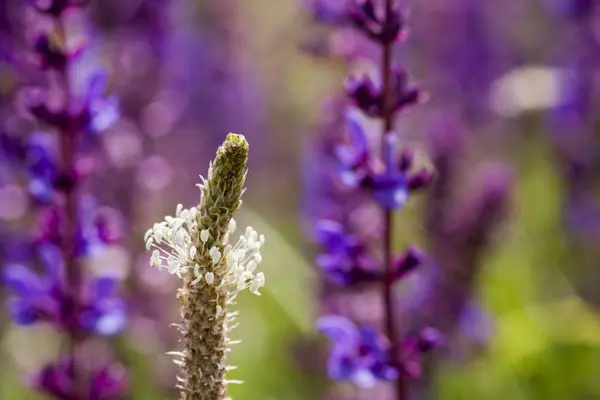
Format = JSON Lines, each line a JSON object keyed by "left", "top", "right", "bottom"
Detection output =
{"left": 55, "top": 15, "right": 81, "bottom": 397}
{"left": 381, "top": 0, "right": 404, "bottom": 399}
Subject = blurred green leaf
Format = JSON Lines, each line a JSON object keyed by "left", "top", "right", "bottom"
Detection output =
{"left": 227, "top": 209, "right": 319, "bottom": 399}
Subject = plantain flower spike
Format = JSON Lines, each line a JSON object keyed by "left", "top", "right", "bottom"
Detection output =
{"left": 144, "top": 133, "right": 265, "bottom": 399}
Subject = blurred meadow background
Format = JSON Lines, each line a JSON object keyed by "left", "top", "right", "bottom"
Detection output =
{"left": 1, "top": 0, "right": 600, "bottom": 399}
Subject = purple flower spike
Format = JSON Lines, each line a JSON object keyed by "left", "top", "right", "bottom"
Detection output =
{"left": 2, "top": 0, "right": 126, "bottom": 397}
{"left": 2, "top": 248, "right": 124, "bottom": 336}
{"left": 303, "top": 0, "right": 438, "bottom": 396}
{"left": 318, "top": 315, "right": 398, "bottom": 388}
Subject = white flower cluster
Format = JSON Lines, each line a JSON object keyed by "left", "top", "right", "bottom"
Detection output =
{"left": 144, "top": 203, "right": 265, "bottom": 296}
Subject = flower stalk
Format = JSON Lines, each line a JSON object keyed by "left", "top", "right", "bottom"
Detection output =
{"left": 303, "top": 0, "right": 439, "bottom": 398}
{"left": 380, "top": 0, "right": 404, "bottom": 397}
{"left": 145, "top": 133, "right": 265, "bottom": 400}
{"left": 54, "top": 11, "right": 81, "bottom": 382}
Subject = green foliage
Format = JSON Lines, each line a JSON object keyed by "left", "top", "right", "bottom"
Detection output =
{"left": 435, "top": 134, "right": 600, "bottom": 399}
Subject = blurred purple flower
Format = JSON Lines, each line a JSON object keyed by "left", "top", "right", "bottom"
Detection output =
{"left": 79, "top": 277, "right": 126, "bottom": 336}
{"left": 546, "top": 0, "right": 600, "bottom": 243}
{"left": 34, "top": 358, "right": 127, "bottom": 400}
{"left": 34, "top": 34, "right": 68, "bottom": 70}
{"left": 34, "top": 358, "right": 76, "bottom": 400}
{"left": 400, "top": 328, "right": 443, "bottom": 378}
{"left": 334, "top": 113, "right": 430, "bottom": 210}
{"left": 315, "top": 219, "right": 380, "bottom": 285}
{"left": 334, "top": 112, "right": 370, "bottom": 186}
{"left": 1, "top": 3, "right": 126, "bottom": 396}
{"left": 84, "top": 68, "right": 120, "bottom": 134}
{"left": 317, "top": 315, "right": 398, "bottom": 388}
{"left": 542, "top": 0, "right": 595, "bottom": 18}
{"left": 302, "top": 1, "right": 440, "bottom": 397}
{"left": 2, "top": 246, "right": 125, "bottom": 335}
{"left": 89, "top": 363, "right": 128, "bottom": 400}
{"left": 310, "top": 0, "right": 351, "bottom": 25}
{"left": 34, "top": 197, "right": 124, "bottom": 255}
{"left": 369, "top": 135, "right": 409, "bottom": 209}
{"left": 350, "top": 0, "right": 406, "bottom": 44}
{"left": 403, "top": 164, "right": 512, "bottom": 336}
{"left": 346, "top": 68, "right": 424, "bottom": 118}
{"left": 0, "top": 131, "right": 60, "bottom": 205}
{"left": 31, "top": 0, "right": 75, "bottom": 17}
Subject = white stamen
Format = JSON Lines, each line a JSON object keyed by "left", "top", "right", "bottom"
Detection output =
{"left": 144, "top": 228, "right": 153, "bottom": 242}
{"left": 150, "top": 250, "right": 162, "bottom": 271}
{"left": 153, "top": 223, "right": 165, "bottom": 243}
{"left": 236, "top": 276, "right": 246, "bottom": 291}
{"left": 200, "top": 229, "right": 209, "bottom": 243}
{"left": 250, "top": 272, "right": 265, "bottom": 294}
{"left": 167, "top": 256, "right": 179, "bottom": 275}
{"left": 205, "top": 272, "right": 215, "bottom": 285}
{"left": 246, "top": 260, "right": 257, "bottom": 273}
{"left": 209, "top": 247, "right": 221, "bottom": 264}
{"left": 172, "top": 229, "right": 185, "bottom": 246}
{"left": 228, "top": 219, "right": 237, "bottom": 234}
{"left": 191, "top": 264, "right": 203, "bottom": 285}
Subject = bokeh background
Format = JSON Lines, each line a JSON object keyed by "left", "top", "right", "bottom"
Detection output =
{"left": 1, "top": 0, "right": 600, "bottom": 399}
